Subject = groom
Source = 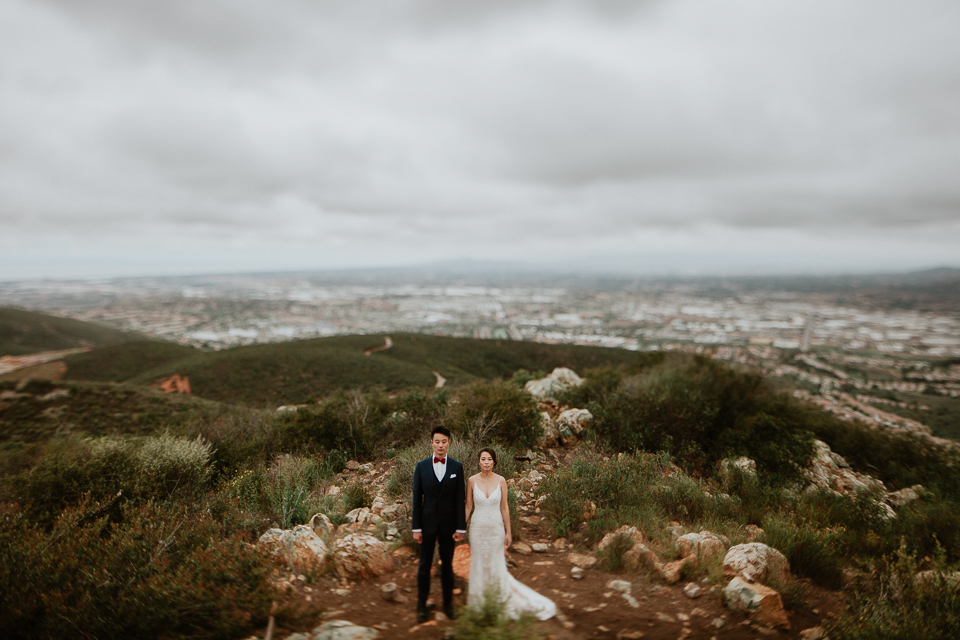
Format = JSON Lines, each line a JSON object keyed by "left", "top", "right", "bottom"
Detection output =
{"left": 411, "top": 425, "right": 466, "bottom": 623}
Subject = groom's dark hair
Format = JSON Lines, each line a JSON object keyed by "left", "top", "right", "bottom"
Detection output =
{"left": 431, "top": 425, "right": 452, "bottom": 439}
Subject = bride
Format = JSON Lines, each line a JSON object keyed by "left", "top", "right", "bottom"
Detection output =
{"left": 464, "top": 448, "right": 556, "bottom": 620}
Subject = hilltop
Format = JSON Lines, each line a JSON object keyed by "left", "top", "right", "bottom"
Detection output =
{"left": 64, "top": 332, "right": 644, "bottom": 406}
{"left": 0, "top": 306, "right": 141, "bottom": 356}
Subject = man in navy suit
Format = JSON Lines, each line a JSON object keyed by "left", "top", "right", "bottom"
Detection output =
{"left": 412, "top": 425, "right": 466, "bottom": 623}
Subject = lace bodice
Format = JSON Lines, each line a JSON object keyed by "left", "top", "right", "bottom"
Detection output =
{"left": 467, "top": 478, "right": 555, "bottom": 620}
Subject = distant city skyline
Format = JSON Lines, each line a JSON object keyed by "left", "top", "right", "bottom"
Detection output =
{"left": 2, "top": 1, "right": 959, "bottom": 280}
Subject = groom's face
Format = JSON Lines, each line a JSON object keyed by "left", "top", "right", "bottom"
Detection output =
{"left": 431, "top": 433, "right": 450, "bottom": 458}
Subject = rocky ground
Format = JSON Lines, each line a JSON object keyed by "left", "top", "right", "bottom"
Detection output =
{"left": 256, "top": 455, "right": 842, "bottom": 640}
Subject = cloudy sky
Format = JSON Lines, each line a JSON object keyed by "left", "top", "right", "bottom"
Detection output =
{"left": 2, "top": 0, "right": 959, "bottom": 280}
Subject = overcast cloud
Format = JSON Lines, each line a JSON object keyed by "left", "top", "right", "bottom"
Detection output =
{"left": 1, "top": 0, "right": 959, "bottom": 279}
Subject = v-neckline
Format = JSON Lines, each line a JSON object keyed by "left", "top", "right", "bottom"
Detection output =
{"left": 476, "top": 478, "right": 499, "bottom": 499}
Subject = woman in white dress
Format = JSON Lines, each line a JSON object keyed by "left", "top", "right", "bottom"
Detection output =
{"left": 464, "top": 448, "right": 556, "bottom": 621}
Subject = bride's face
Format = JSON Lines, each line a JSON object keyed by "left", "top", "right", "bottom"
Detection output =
{"left": 478, "top": 452, "right": 495, "bottom": 473}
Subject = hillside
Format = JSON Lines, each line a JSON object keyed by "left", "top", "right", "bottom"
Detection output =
{"left": 66, "top": 333, "right": 644, "bottom": 406}
{"left": 0, "top": 306, "right": 140, "bottom": 356}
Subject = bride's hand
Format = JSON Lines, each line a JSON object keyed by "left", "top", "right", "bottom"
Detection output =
{"left": 504, "top": 533, "right": 512, "bottom": 549}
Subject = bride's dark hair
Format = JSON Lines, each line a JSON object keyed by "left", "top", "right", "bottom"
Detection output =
{"left": 477, "top": 447, "right": 497, "bottom": 467}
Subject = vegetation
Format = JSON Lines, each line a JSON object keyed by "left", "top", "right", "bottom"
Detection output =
{"left": 0, "top": 306, "right": 139, "bottom": 357}
{"left": 3, "top": 321, "right": 960, "bottom": 638}
{"left": 63, "top": 332, "right": 643, "bottom": 406}
{"left": 562, "top": 355, "right": 816, "bottom": 479}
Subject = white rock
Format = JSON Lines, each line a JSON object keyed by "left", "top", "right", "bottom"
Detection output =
{"left": 524, "top": 367, "right": 584, "bottom": 400}
{"left": 308, "top": 513, "right": 335, "bottom": 536}
{"left": 258, "top": 525, "right": 328, "bottom": 573}
{"left": 606, "top": 579, "right": 632, "bottom": 593}
{"left": 722, "top": 543, "right": 790, "bottom": 585}
{"left": 724, "top": 577, "right": 790, "bottom": 630}
{"left": 312, "top": 620, "right": 379, "bottom": 640}
{"left": 684, "top": 583, "right": 703, "bottom": 599}
{"left": 556, "top": 408, "right": 594, "bottom": 445}
{"left": 332, "top": 534, "right": 394, "bottom": 578}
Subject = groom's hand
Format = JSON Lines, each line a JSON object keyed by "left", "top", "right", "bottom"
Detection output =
{"left": 453, "top": 532, "right": 464, "bottom": 542}
{"left": 413, "top": 532, "right": 422, "bottom": 544}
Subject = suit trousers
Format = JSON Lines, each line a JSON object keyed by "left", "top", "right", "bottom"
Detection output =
{"left": 417, "top": 530, "right": 455, "bottom": 607}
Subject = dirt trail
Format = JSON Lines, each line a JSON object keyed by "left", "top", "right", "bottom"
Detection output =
{"left": 364, "top": 336, "right": 393, "bottom": 356}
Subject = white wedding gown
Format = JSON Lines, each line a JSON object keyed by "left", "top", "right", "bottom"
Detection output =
{"left": 467, "top": 483, "right": 557, "bottom": 620}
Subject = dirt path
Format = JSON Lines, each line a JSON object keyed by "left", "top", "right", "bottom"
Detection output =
{"left": 364, "top": 336, "right": 393, "bottom": 356}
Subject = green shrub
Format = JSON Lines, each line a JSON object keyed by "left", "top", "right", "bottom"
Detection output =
{"left": 447, "top": 380, "right": 541, "bottom": 449}
{"left": 17, "top": 436, "right": 139, "bottom": 524}
{"left": 136, "top": 433, "right": 213, "bottom": 499}
{"left": 276, "top": 390, "right": 391, "bottom": 459}
{"left": 830, "top": 542, "right": 960, "bottom": 640}
{"left": 343, "top": 482, "right": 372, "bottom": 512}
{"left": 0, "top": 500, "right": 274, "bottom": 640}
{"left": 761, "top": 513, "right": 845, "bottom": 589}
{"left": 537, "top": 451, "right": 669, "bottom": 540}
{"left": 582, "top": 356, "right": 815, "bottom": 478}
{"left": 455, "top": 586, "right": 542, "bottom": 640}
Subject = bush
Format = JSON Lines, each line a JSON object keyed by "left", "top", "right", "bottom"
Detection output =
{"left": 537, "top": 451, "right": 670, "bottom": 541}
{"left": 136, "top": 433, "right": 213, "bottom": 500}
{"left": 830, "top": 542, "right": 960, "bottom": 640}
{"left": 17, "top": 436, "right": 139, "bottom": 524}
{"left": 455, "top": 586, "right": 541, "bottom": 640}
{"left": 581, "top": 356, "right": 815, "bottom": 478}
{"left": 0, "top": 500, "right": 274, "bottom": 640}
{"left": 761, "top": 514, "right": 845, "bottom": 589}
{"left": 276, "top": 390, "right": 391, "bottom": 459}
{"left": 447, "top": 380, "right": 541, "bottom": 449}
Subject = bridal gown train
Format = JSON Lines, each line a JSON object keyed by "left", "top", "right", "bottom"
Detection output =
{"left": 467, "top": 483, "right": 557, "bottom": 620}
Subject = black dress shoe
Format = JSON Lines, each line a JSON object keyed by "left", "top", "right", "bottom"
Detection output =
{"left": 443, "top": 603, "right": 457, "bottom": 620}
{"left": 416, "top": 605, "right": 429, "bottom": 624}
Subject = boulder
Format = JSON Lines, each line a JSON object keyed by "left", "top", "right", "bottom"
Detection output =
{"left": 722, "top": 543, "right": 790, "bottom": 585}
{"left": 539, "top": 412, "right": 560, "bottom": 447}
{"left": 524, "top": 367, "right": 584, "bottom": 400}
{"left": 624, "top": 543, "right": 660, "bottom": 571}
{"left": 332, "top": 534, "right": 394, "bottom": 579}
{"left": 804, "top": 440, "right": 887, "bottom": 496}
{"left": 743, "top": 524, "right": 764, "bottom": 542}
{"left": 724, "top": 576, "right": 790, "bottom": 629}
{"left": 379, "top": 504, "right": 406, "bottom": 522}
{"left": 556, "top": 408, "right": 593, "bottom": 445}
{"left": 380, "top": 582, "right": 407, "bottom": 603}
{"left": 309, "top": 513, "right": 335, "bottom": 536}
{"left": 915, "top": 569, "right": 960, "bottom": 588}
{"left": 886, "top": 485, "right": 923, "bottom": 508}
{"left": 799, "top": 627, "right": 827, "bottom": 640}
{"left": 312, "top": 620, "right": 379, "bottom": 640}
{"left": 598, "top": 526, "right": 645, "bottom": 552}
{"left": 257, "top": 525, "right": 328, "bottom": 573}
{"left": 511, "top": 541, "right": 532, "bottom": 555}
{"left": 683, "top": 583, "right": 703, "bottom": 599}
{"left": 345, "top": 507, "right": 374, "bottom": 524}
{"left": 567, "top": 552, "right": 598, "bottom": 569}
{"left": 370, "top": 496, "right": 386, "bottom": 514}
{"left": 678, "top": 531, "right": 730, "bottom": 560}
{"left": 659, "top": 554, "right": 697, "bottom": 584}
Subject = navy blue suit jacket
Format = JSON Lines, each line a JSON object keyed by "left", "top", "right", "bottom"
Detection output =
{"left": 411, "top": 457, "right": 467, "bottom": 535}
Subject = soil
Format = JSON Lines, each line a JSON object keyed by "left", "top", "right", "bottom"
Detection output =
{"left": 267, "top": 522, "right": 843, "bottom": 640}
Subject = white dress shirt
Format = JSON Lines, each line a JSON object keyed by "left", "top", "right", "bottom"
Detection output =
{"left": 433, "top": 456, "right": 447, "bottom": 482}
